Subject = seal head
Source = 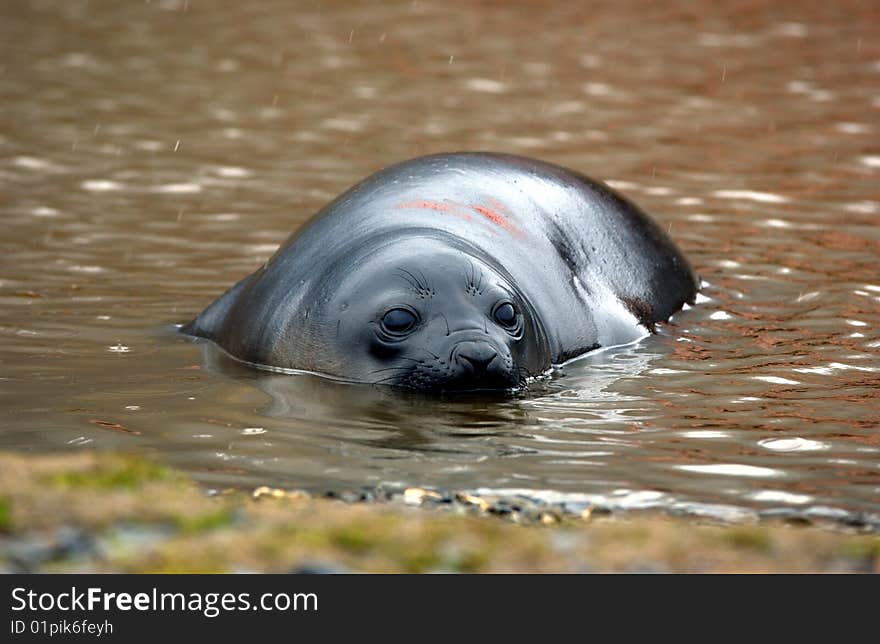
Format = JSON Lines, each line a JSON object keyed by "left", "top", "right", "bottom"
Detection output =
{"left": 317, "top": 236, "right": 551, "bottom": 391}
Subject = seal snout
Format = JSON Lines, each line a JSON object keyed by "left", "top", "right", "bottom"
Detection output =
{"left": 440, "top": 339, "right": 517, "bottom": 390}
{"left": 453, "top": 341, "right": 499, "bottom": 376}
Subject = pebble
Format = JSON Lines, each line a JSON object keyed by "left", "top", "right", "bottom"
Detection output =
{"left": 253, "top": 486, "right": 310, "bottom": 501}
{"left": 295, "top": 484, "right": 880, "bottom": 531}
{"left": 2, "top": 527, "right": 97, "bottom": 572}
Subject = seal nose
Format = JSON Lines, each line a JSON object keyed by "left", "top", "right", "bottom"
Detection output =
{"left": 454, "top": 342, "right": 498, "bottom": 375}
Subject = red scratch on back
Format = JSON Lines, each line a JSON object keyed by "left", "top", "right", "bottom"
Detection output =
{"left": 472, "top": 204, "right": 521, "bottom": 236}
{"left": 397, "top": 200, "right": 472, "bottom": 221}
{"left": 486, "top": 198, "right": 512, "bottom": 215}
{"left": 396, "top": 198, "right": 522, "bottom": 236}
{"left": 398, "top": 200, "right": 451, "bottom": 212}
{"left": 472, "top": 205, "right": 507, "bottom": 227}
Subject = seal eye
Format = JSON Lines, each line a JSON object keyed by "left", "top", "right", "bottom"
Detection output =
{"left": 381, "top": 308, "right": 418, "bottom": 335}
{"left": 493, "top": 302, "right": 517, "bottom": 327}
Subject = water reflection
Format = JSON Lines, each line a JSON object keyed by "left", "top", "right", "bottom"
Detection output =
{"left": 165, "top": 337, "right": 703, "bottom": 510}
{"left": 195, "top": 338, "right": 660, "bottom": 462}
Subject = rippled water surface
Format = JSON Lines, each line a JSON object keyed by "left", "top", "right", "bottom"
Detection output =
{"left": 2, "top": 1, "right": 879, "bottom": 526}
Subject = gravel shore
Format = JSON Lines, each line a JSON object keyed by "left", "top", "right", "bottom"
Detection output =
{"left": 1, "top": 451, "right": 877, "bottom": 573}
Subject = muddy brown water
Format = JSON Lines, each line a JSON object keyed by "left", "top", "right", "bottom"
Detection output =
{"left": 2, "top": 1, "right": 878, "bottom": 527}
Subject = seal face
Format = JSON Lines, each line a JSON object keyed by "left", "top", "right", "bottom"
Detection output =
{"left": 182, "top": 152, "right": 699, "bottom": 392}
{"left": 324, "top": 240, "right": 551, "bottom": 391}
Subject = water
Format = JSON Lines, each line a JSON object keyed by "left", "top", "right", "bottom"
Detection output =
{"left": 2, "top": 1, "right": 878, "bottom": 527}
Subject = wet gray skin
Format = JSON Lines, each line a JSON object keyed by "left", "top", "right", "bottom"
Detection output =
{"left": 182, "top": 152, "right": 699, "bottom": 391}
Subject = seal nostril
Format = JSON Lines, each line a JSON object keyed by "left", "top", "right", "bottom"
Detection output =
{"left": 461, "top": 354, "right": 495, "bottom": 374}
{"left": 455, "top": 343, "right": 498, "bottom": 375}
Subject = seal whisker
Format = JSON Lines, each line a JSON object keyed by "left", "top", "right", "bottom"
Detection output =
{"left": 414, "top": 267, "right": 433, "bottom": 294}
{"left": 403, "top": 267, "right": 423, "bottom": 290}
{"left": 370, "top": 366, "right": 414, "bottom": 374}
{"left": 415, "top": 347, "right": 441, "bottom": 360}
{"left": 439, "top": 312, "right": 451, "bottom": 336}
{"left": 396, "top": 267, "right": 434, "bottom": 298}
{"left": 394, "top": 268, "right": 422, "bottom": 292}
{"left": 373, "top": 374, "right": 407, "bottom": 385}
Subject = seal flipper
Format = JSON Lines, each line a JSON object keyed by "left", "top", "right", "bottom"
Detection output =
{"left": 180, "top": 271, "right": 258, "bottom": 340}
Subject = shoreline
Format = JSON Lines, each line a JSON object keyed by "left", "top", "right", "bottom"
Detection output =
{"left": 1, "top": 451, "right": 877, "bottom": 573}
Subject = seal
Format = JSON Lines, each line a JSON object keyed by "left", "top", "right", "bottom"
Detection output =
{"left": 182, "top": 152, "right": 699, "bottom": 392}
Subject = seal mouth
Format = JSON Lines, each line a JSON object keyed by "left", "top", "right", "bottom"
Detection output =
{"left": 393, "top": 353, "right": 525, "bottom": 393}
{"left": 388, "top": 368, "right": 524, "bottom": 393}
